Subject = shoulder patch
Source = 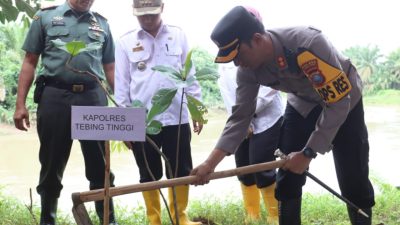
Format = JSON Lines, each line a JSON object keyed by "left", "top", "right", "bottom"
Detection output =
{"left": 297, "top": 49, "right": 352, "bottom": 104}
{"left": 41, "top": 5, "right": 58, "bottom": 11}
{"left": 93, "top": 12, "right": 107, "bottom": 21}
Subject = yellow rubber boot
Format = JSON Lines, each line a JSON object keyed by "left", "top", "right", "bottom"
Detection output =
{"left": 142, "top": 190, "right": 162, "bottom": 225}
{"left": 240, "top": 183, "right": 261, "bottom": 221}
{"left": 168, "top": 185, "right": 201, "bottom": 225}
{"left": 260, "top": 183, "right": 279, "bottom": 225}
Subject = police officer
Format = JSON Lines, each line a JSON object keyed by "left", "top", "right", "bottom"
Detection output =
{"left": 13, "top": 0, "right": 117, "bottom": 224}
{"left": 114, "top": 0, "right": 202, "bottom": 225}
{"left": 191, "top": 6, "right": 374, "bottom": 225}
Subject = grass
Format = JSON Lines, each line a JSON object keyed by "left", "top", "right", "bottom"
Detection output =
{"left": 1, "top": 179, "right": 399, "bottom": 225}
{"left": 363, "top": 89, "right": 400, "bottom": 106}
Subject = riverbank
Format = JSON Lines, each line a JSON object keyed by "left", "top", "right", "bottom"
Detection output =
{"left": 1, "top": 90, "right": 400, "bottom": 224}
{"left": 1, "top": 105, "right": 400, "bottom": 211}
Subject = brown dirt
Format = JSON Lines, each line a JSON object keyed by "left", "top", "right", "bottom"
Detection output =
{"left": 192, "top": 217, "right": 218, "bottom": 225}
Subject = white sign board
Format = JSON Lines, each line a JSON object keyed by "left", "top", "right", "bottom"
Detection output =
{"left": 71, "top": 106, "right": 146, "bottom": 141}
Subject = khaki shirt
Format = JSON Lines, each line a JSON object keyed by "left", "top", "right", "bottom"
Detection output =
{"left": 216, "top": 26, "right": 363, "bottom": 154}
{"left": 22, "top": 3, "right": 114, "bottom": 83}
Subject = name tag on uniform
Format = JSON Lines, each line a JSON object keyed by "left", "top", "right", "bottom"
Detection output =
{"left": 52, "top": 16, "right": 65, "bottom": 26}
{"left": 297, "top": 50, "right": 352, "bottom": 104}
{"left": 133, "top": 46, "right": 144, "bottom": 52}
{"left": 52, "top": 21, "right": 65, "bottom": 26}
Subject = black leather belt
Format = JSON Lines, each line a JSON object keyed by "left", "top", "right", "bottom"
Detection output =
{"left": 44, "top": 77, "right": 98, "bottom": 93}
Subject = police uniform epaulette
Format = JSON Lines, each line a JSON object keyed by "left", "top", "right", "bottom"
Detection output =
{"left": 41, "top": 5, "right": 58, "bottom": 11}
{"left": 93, "top": 12, "right": 107, "bottom": 21}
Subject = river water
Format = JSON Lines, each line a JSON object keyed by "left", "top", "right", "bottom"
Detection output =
{"left": 1, "top": 106, "right": 399, "bottom": 213}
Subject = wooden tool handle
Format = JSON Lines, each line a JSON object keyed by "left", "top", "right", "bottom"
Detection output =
{"left": 73, "top": 159, "right": 285, "bottom": 204}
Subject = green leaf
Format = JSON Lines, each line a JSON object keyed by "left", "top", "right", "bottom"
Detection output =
{"left": 66, "top": 41, "right": 86, "bottom": 56}
{"left": 177, "top": 75, "right": 196, "bottom": 88}
{"left": 0, "top": 12, "right": 5, "bottom": 24}
{"left": 195, "top": 67, "right": 219, "bottom": 81}
{"left": 2, "top": 4, "right": 19, "bottom": 22}
{"left": 131, "top": 99, "right": 145, "bottom": 108}
{"left": 51, "top": 39, "right": 69, "bottom": 52}
{"left": 51, "top": 39, "right": 83, "bottom": 56}
{"left": 183, "top": 49, "right": 193, "bottom": 80}
{"left": 110, "top": 141, "right": 129, "bottom": 153}
{"left": 146, "top": 88, "right": 177, "bottom": 122}
{"left": 51, "top": 39, "right": 101, "bottom": 56}
{"left": 186, "top": 94, "right": 208, "bottom": 124}
{"left": 81, "top": 42, "right": 102, "bottom": 52}
{"left": 15, "top": 0, "right": 37, "bottom": 18}
{"left": 152, "top": 65, "right": 182, "bottom": 82}
{"left": 21, "top": 14, "right": 30, "bottom": 27}
{"left": 146, "top": 120, "right": 162, "bottom": 135}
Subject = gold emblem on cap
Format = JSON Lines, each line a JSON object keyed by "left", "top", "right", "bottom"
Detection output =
{"left": 137, "top": 61, "right": 147, "bottom": 71}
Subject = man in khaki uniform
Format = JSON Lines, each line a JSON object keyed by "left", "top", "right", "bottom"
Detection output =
{"left": 13, "top": 0, "right": 117, "bottom": 224}
{"left": 191, "top": 6, "right": 374, "bottom": 225}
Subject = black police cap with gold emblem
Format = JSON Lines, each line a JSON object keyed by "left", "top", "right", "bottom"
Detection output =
{"left": 211, "top": 6, "right": 264, "bottom": 63}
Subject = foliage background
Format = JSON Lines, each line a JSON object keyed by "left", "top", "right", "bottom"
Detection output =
{"left": 1, "top": 0, "right": 400, "bottom": 124}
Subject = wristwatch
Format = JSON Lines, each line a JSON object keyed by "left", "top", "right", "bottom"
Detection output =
{"left": 302, "top": 147, "right": 317, "bottom": 159}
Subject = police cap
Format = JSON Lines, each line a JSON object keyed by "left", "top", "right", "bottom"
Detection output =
{"left": 211, "top": 6, "right": 264, "bottom": 63}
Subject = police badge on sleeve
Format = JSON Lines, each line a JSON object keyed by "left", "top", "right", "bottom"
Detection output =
{"left": 297, "top": 50, "right": 352, "bottom": 104}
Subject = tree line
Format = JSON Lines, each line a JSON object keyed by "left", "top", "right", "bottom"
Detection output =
{"left": 1, "top": 1, "right": 399, "bottom": 124}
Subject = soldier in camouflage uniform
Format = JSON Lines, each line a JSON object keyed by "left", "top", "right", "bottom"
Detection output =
{"left": 13, "top": 0, "right": 117, "bottom": 224}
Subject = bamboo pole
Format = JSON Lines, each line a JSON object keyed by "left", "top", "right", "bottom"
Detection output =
{"left": 103, "top": 141, "right": 110, "bottom": 225}
{"left": 73, "top": 159, "right": 285, "bottom": 204}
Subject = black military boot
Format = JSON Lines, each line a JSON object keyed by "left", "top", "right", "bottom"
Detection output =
{"left": 95, "top": 199, "right": 117, "bottom": 225}
{"left": 40, "top": 196, "right": 58, "bottom": 225}
{"left": 347, "top": 206, "right": 372, "bottom": 225}
{"left": 279, "top": 198, "right": 302, "bottom": 225}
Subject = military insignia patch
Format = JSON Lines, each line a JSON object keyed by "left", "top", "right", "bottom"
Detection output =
{"left": 52, "top": 16, "right": 65, "bottom": 26}
{"left": 301, "top": 59, "right": 325, "bottom": 87}
{"left": 297, "top": 50, "right": 352, "bottom": 104}
{"left": 89, "top": 26, "right": 105, "bottom": 33}
{"left": 53, "top": 16, "right": 63, "bottom": 21}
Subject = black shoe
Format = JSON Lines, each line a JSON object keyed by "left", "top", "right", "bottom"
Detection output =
{"left": 40, "top": 196, "right": 58, "bottom": 225}
{"left": 279, "top": 198, "right": 302, "bottom": 225}
{"left": 95, "top": 199, "right": 117, "bottom": 224}
{"left": 347, "top": 206, "right": 372, "bottom": 225}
